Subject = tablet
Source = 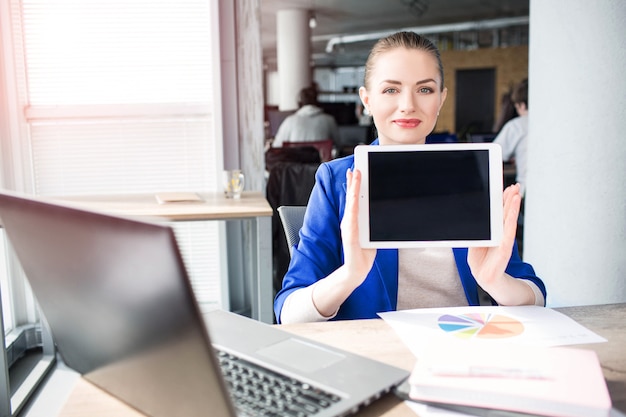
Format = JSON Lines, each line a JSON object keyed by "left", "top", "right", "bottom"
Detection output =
{"left": 353, "top": 143, "right": 503, "bottom": 248}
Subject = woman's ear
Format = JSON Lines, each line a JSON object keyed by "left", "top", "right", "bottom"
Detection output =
{"left": 358, "top": 86, "right": 369, "bottom": 110}
{"left": 439, "top": 87, "right": 448, "bottom": 111}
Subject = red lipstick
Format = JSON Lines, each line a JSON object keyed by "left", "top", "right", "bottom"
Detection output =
{"left": 394, "top": 118, "right": 421, "bottom": 128}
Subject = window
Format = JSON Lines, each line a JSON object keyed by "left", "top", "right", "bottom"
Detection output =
{"left": 0, "top": 1, "right": 227, "bottom": 415}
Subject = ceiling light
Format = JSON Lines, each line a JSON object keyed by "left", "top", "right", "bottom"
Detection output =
{"left": 309, "top": 13, "right": 317, "bottom": 29}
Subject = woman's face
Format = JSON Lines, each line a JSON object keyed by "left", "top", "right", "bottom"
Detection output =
{"left": 359, "top": 47, "right": 447, "bottom": 146}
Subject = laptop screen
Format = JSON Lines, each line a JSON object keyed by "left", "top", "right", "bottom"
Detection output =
{"left": 0, "top": 193, "right": 235, "bottom": 417}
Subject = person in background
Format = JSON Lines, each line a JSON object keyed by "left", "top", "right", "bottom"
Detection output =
{"left": 492, "top": 84, "right": 518, "bottom": 134}
{"left": 273, "top": 32, "right": 545, "bottom": 324}
{"left": 493, "top": 79, "right": 529, "bottom": 197}
{"left": 272, "top": 86, "right": 340, "bottom": 148}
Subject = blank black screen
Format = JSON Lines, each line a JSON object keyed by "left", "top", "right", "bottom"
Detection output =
{"left": 368, "top": 150, "right": 491, "bottom": 242}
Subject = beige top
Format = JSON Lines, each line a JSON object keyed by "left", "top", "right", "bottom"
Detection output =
{"left": 280, "top": 248, "right": 544, "bottom": 323}
{"left": 396, "top": 247, "right": 468, "bottom": 309}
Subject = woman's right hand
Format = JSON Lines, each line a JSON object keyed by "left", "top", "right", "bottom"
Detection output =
{"left": 340, "top": 168, "right": 377, "bottom": 285}
{"left": 309, "top": 168, "right": 377, "bottom": 318}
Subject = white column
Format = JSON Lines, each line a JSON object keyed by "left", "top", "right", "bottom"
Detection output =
{"left": 276, "top": 9, "right": 311, "bottom": 110}
{"left": 525, "top": 0, "right": 626, "bottom": 307}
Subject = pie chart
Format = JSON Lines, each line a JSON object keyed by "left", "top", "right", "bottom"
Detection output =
{"left": 437, "top": 313, "right": 524, "bottom": 339}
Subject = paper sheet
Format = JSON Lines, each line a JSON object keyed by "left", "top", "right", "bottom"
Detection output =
{"left": 379, "top": 306, "right": 606, "bottom": 358}
{"left": 405, "top": 400, "right": 475, "bottom": 416}
{"left": 154, "top": 192, "right": 204, "bottom": 204}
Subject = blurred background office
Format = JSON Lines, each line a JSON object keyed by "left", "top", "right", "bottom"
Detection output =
{"left": 257, "top": 0, "right": 625, "bottom": 308}
{"left": 2, "top": 0, "right": 623, "bottom": 336}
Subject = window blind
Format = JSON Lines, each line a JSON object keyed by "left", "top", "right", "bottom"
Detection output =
{"left": 21, "top": 1, "right": 213, "bottom": 106}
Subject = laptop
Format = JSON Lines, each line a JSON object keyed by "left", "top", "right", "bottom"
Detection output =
{"left": 0, "top": 191, "right": 409, "bottom": 417}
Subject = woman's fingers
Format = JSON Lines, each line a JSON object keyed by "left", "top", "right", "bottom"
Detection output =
{"left": 341, "top": 168, "right": 376, "bottom": 280}
{"left": 502, "top": 184, "right": 521, "bottom": 244}
{"left": 342, "top": 169, "right": 359, "bottom": 241}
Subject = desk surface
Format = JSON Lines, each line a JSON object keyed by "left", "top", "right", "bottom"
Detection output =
{"left": 57, "top": 303, "right": 626, "bottom": 417}
{"left": 52, "top": 191, "right": 273, "bottom": 221}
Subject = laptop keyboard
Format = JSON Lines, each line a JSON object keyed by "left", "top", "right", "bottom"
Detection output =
{"left": 217, "top": 350, "right": 342, "bottom": 417}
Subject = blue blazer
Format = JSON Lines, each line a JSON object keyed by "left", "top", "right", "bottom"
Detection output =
{"left": 273, "top": 141, "right": 546, "bottom": 323}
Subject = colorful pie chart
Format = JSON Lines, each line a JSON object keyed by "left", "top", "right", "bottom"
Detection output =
{"left": 437, "top": 313, "right": 524, "bottom": 339}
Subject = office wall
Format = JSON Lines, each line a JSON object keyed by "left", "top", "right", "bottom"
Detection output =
{"left": 524, "top": 0, "right": 626, "bottom": 306}
{"left": 219, "top": 0, "right": 265, "bottom": 193}
{"left": 267, "top": 45, "right": 529, "bottom": 136}
{"left": 235, "top": 0, "right": 265, "bottom": 192}
{"left": 221, "top": 0, "right": 266, "bottom": 314}
{"left": 438, "top": 45, "right": 528, "bottom": 134}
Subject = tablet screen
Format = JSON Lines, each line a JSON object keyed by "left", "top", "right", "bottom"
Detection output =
{"left": 354, "top": 144, "right": 503, "bottom": 248}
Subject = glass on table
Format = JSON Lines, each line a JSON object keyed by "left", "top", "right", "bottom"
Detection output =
{"left": 223, "top": 169, "right": 245, "bottom": 199}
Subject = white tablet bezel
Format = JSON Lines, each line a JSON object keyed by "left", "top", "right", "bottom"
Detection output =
{"left": 354, "top": 143, "right": 503, "bottom": 248}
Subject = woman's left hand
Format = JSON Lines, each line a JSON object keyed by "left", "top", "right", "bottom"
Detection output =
{"left": 467, "top": 183, "right": 521, "bottom": 291}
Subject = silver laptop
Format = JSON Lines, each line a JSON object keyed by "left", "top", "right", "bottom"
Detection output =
{"left": 0, "top": 191, "right": 408, "bottom": 417}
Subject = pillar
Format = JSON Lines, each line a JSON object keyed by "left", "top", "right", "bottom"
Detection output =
{"left": 524, "top": 0, "right": 626, "bottom": 307}
{"left": 276, "top": 9, "right": 311, "bottom": 111}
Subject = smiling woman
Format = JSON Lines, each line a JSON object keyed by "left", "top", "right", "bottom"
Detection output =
{"left": 274, "top": 31, "right": 545, "bottom": 325}
{"left": 358, "top": 32, "right": 447, "bottom": 146}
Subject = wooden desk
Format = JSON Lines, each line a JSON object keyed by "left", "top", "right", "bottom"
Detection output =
{"left": 281, "top": 304, "right": 626, "bottom": 416}
{"left": 52, "top": 191, "right": 274, "bottom": 323}
{"left": 55, "top": 303, "right": 626, "bottom": 417}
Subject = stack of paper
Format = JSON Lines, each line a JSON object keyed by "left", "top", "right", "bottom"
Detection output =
{"left": 407, "top": 340, "right": 612, "bottom": 417}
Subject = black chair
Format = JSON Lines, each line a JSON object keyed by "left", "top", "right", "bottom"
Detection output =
{"left": 265, "top": 149, "right": 319, "bottom": 293}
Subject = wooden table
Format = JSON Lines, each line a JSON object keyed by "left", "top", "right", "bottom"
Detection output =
{"left": 55, "top": 303, "right": 626, "bottom": 416}
{"left": 280, "top": 303, "right": 626, "bottom": 416}
{"left": 52, "top": 191, "right": 274, "bottom": 323}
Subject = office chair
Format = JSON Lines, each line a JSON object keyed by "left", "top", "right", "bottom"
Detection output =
{"left": 277, "top": 205, "right": 306, "bottom": 258}
{"left": 283, "top": 139, "right": 334, "bottom": 162}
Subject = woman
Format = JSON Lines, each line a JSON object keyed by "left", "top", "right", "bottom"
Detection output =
{"left": 494, "top": 78, "right": 529, "bottom": 196}
{"left": 274, "top": 31, "right": 545, "bottom": 324}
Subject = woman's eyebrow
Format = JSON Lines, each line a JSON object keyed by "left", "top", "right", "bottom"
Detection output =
{"left": 378, "top": 79, "right": 402, "bottom": 85}
{"left": 378, "top": 78, "right": 437, "bottom": 86}
{"left": 415, "top": 78, "right": 437, "bottom": 85}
